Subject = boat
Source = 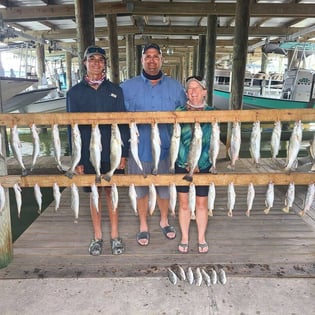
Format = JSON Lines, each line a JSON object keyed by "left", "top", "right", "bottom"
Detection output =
{"left": 213, "top": 42, "right": 315, "bottom": 110}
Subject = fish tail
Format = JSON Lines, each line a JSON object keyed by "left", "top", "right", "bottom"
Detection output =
{"left": 21, "top": 168, "right": 28, "bottom": 176}
{"left": 95, "top": 175, "right": 102, "bottom": 184}
{"left": 152, "top": 168, "right": 158, "bottom": 175}
{"left": 208, "top": 209, "right": 213, "bottom": 217}
{"left": 298, "top": 210, "right": 305, "bottom": 217}
{"left": 102, "top": 173, "right": 112, "bottom": 182}
{"left": 263, "top": 207, "right": 270, "bottom": 214}
{"left": 245, "top": 210, "right": 250, "bottom": 217}
{"left": 169, "top": 167, "right": 175, "bottom": 174}
{"left": 65, "top": 170, "right": 75, "bottom": 179}
{"left": 282, "top": 206, "right": 289, "bottom": 213}
{"left": 183, "top": 174, "right": 193, "bottom": 182}
{"left": 227, "top": 210, "right": 233, "bottom": 217}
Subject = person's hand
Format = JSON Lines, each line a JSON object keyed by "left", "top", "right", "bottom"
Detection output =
{"left": 118, "top": 157, "right": 127, "bottom": 170}
{"left": 75, "top": 164, "right": 84, "bottom": 174}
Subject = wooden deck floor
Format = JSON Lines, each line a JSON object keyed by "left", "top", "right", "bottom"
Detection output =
{"left": 1, "top": 153, "right": 315, "bottom": 279}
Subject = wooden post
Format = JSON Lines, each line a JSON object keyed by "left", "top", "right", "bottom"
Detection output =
{"left": 0, "top": 126, "right": 13, "bottom": 268}
{"left": 65, "top": 51, "right": 72, "bottom": 90}
{"left": 36, "top": 43, "right": 45, "bottom": 85}
{"left": 206, "top": 15, "right": 217, "bottom": 107}
{"left": 135, "top": 45, "right": 142, "bottom": 76}
{"left": 126, "top": 34, "right": 135, "bottom": 79}
{"left": 107, "top": 14, "right": 120, "bottom": 84}
{"left": 197, "top": 34, "right": 206, "bottom": 78}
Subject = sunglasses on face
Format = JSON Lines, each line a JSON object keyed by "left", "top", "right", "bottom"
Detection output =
{"left": 186, "top": 75, "right": 203, "bottom": 82}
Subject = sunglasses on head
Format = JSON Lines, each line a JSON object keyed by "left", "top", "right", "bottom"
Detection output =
{"left": 86, "top": 46, "right": 106, "bottom": 55}
{"left": 186, "top": 75, "right": 203, "bottom": 82}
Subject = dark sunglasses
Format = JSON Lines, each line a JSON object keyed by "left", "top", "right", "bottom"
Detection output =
{"left": 186, "top": 75, "right": 203, "bottom": 82}
{"left": 86, "top": 46, "right": 106, "bottom": 56}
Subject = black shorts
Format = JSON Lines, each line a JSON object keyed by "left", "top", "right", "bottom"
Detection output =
{"left": 175, "top": 164, "right": 210, "bottom": 196}
{"left": 83, "top": 162, "right": 124, "bottom": 192}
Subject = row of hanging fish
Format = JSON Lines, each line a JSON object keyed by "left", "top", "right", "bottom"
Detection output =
{"left": 167, "top": 264, "right": 227, "bottom": 286}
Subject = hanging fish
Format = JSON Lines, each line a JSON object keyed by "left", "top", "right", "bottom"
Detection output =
{"left": 282, "top": 182, "right": 295, "bottom": 213}
{"left": 111, "top": 183, "right": 119, "bottom": 212}
{"left": 10, "top": 125, "right": 27, "bottom": 176}
{"left": 249, "top": 121, "right": 261, "bottom": 167}
{"left": 189, "top": 182, "right": 196, "bottom": 220}
{"left": 13, "top": 183, "right": 22, "bottom": 219}
{"left": 169, "top": 122, "right": 181, "bottom": 174}
{"left": 183, "top": 122, "right": 202, "bottom": 182}
{"left": 209, "top": 121, "right": 220, "bottom": 173}
{"left": 169, "top": 183, "right": 177, "bottom": 217}
{"left": 52, "top": 124, "right": 65, "bottom": 172}
{"left": 227, "top": 121, "right": 241, "bottom": 170}
{"left": 129, "top": 122, "right": 145, "bottom": 176}
{"left": 71, "top": 183, "right": 79, "bottom": 223}
{"left": 271, "top": 120, "right": 282, "bottom": 160}
{"left": 0, "top": 129, "right": 5, "bottom": 160}
{"left": 66, "top": 123, "right": 82, "bottom": 179}
{"left": 299, "top": 182, "right": 315, "bottom": 217}
{"left": 264, "top": 182, "right": 274, "bottom": 214}
{"left": 30, "top": 123, "right": 40, "bottom": 172}
{"left": 148, "top": 183, "right": 157, "bottom": 215}
{"left": 34, "top": 183, "right": 42, "bottom": 214}
{"left": 246, "top": 183, "right": 255, "bottom": 217}
{"left": 129, "top": 183, "right": 138, "bottom": 215}
{"left": 284, "top": 120, "right": 303, "bottom": 171}
{"left": 227, "top": 182, "right": 236, "bottom": 217}
{"left": 0, "top": 183, "right": 5, "bottom": 214}
{"left": 53, "top": 182, "right": 61, "bottom": 212}
{"left": 104, "top": 124, "right": 122, "bottom": 182}
{"left": 208, "top": 182, "right": 216, "bottom": 217}
{"left": 91, "top": 183, "right": 99, "bottom": 213}
{"left": 151, "top": 122, "right": 161, "bottom": 175}
{"left": 309, "top": 133, "right": 315, "bottom": 172}
{"left": 89, "top": 124, "right": 102, "bottom": 183}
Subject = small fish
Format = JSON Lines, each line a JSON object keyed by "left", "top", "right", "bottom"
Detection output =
{"left": 186, "top": 267, "right": 194, "bottom": 285}
{"left": 249, "top": 121, "right": 261, "bottom": 167}
{"left": 210, "top": 268, "right": 217, "bottom": 285}
{"left": 129, "top": 184, "right": 138, "bottom": 215}
{"left": 169, "top": 183, "right": 177, "bottom": 217}
{"left": 148, "top": 183, "right": 157, "bottom": 215}
{"left": 218, "top": 268, "right": 227, "bottom": 285}
{"left": 151, "top": 122, "right": 161, "bottom": 175}
{"left": 246, "top": 183, "right": 255, "bottom": 217}
{"left": 104, "top": 124, "right": 122, "bottom": 182}
{"left": 183, "top": 122, "right": 202, "bottom": 182}
{"left": 169, "top": 122, "right": 181, "bottom": 174}
{"left": 195, "top": 267, "right": 203, "bottom": 286}
{"left": 189, "top": 183, "right": 196, "bottom": 220}
{"left": 264, "top": 182, "right": 274, "bottom": 214}
{"left": 0, "top": 184, "right": 5, "bottom": 214}
{"left": 66, "top": 124, "right": 82, "bottom": 179}
{"left": 271, "top": 120, "right": 282, "bottom": 160}
{"left": 13, "top": 183, "right": 22, "bottom": 219}
{"left": 34, "top": 183, "right": 42, "bottom": 214}
{"left": 310, "top": 133, "right": 315, "bottom": 172}
{"left": 71, "top": 183, "right": 79, "bottom": 223}
{"left": 167, "top": 267, "right": 178, "bottom": 285}
{"left": 227, "top": 121, "right": 241, "bottom": 170}
{"left": 89, "top": 124, "right": 102, "bottom": 183}
{"left": 284, "top": 120, "right": 303, "bottom": 171}
{"left": 282, "top": 182, "right": 295, "bottom": 213}
{"left": 129, "top": 122, "right": 145, "bottom": 175}
{"left": 10, "top": 125, "right": 27, "bottom": 176}
{"left": 53, "top": 182, "right": 61, "bottom": 211}
{"left": 201, "top": 268, "right": 211, "bottom": 287}
{"left": 111, "top": 183, "right": 119, "bottom": 212}
{"left": 174, "top": 265, "right": 186, "bottom": 281}
{"left": 209, "top": 121, "right": 220, "bottom": 173}
{"left": 52, "top": 124, "right": 65, "bottom": 172}
{"left": 208, "top": 182, "right": 216, "bottom": 217}
{"left": 299, "top": 182, "right": 315, "bottom": 217}
{"left": 30, "top": 123, "right": 40, "bottom": 172}
{"left": 227, "top": 182, "right": 236, "bottom": 217}
{"left": 91, "top": 183, "right": 99, "bottom": 213}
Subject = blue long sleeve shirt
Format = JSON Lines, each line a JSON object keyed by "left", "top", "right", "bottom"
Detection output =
{"left": 121, "top": 73, "right": 187, "bottom": 162}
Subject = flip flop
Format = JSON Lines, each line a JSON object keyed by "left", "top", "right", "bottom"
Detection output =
{"left": 136, "top": 231, "right": 150, "bottom": 246}
{"left": 160, "top": 225, "right": 176, "bottom": 240}
{"left": 178, "top": 243, "right": 189, "bottom": 254}
{"left": 198, "top": 242, "right": 209, "bottom": 254}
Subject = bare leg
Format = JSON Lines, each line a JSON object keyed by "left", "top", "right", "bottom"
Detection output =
{"left": 178, "top": 192, "right": 190, "bottom": 252}
{"left": 103, "top": 187, "right": 119, "bottom": 239}
{"left": 195, "top": 196, "right": 209, "bottom": 253}
{"left": 137, "top": 195, "right": 149, "bottom": 245}
{"left": 90, "top": 190, "right": 102, "bottom": 240}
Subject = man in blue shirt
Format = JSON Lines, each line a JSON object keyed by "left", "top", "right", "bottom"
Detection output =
{"left": 121, "top": 43, "right": 186, "bottom": 246}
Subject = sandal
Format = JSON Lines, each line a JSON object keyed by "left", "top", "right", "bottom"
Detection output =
{"left": 160, "top": 225, "right": 176, "bottom": 240}
{"left": 178, "top": 243, "right": 189, "bottom": 254}
{"left": 136, "top": 231, "right": 150, "bottom": 246}
{"left": 110, "top": 237, "right": 125, "bottom": 255}
{"left": 198, "top": 242, "right": 209, "bottom": 254}
{"left": 89, "top": 239, "right": 103, "bottom": 256}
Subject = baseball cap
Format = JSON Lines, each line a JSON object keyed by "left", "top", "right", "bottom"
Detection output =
{"left": 84, "top": 45, "right": 106, "bottom": 59}
{"left": 186, "top": 75, "right": 207, "bottom": 89}
{"left": 142, "top": 43, "right": 162, "bottom": 55}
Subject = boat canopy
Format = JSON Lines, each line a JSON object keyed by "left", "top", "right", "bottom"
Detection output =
{"left": 279, "top": 42, "right": 315, "bottom": 51}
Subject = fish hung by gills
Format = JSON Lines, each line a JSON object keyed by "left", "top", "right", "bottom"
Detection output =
{"left": 227, "top": 182, "right": 236, "bottom": 217}
{"left": 209, "top": 121, "right": 220, "bottom": 173}
{"left": 271, "top": 120, "right": 282, "bottom": 160}
{"left": 227, "top": 121, "right": 241, "bottom": 170}
{"left": 169, "top": 122, "right": 181, "bottom": 174}
{"left": 282, "top": 182, "right": 295, "bottom": 213}
{"left": 10, "top": 125, "right": 27, "bottom": 176}
{"left": 129, "top": 184, "right": 138, "bottom": 215}
{"left": 89, "top": 124, "right": 102, "bottom": 183}
{"left": 246, "top": 183, "right": 255, "bottom": 217}
{"left": 264, "top": 182, "right": 274, "bottom": 214}
{"left": 129, "top": 122, "right": 145, "bottom": 176}
{"left": 151, "top": 122, "right": 161, "bottom": 175}
{"left": 30, "top": 124, "right": 40, "bottom": 172}
{"left": 13, "top": 183, "right": 22, "bottom": 218}
{"left": 249, "top": 121, "right": 261, "bottom": 167}
{"left": 299, "top": 182, "right": 315, "bottom": 217}
{"left": 71, "top": 183, "right": 80, "bottom": 223}
{"left": 207, "top": 182, "right": 216, "bottom": 217}
{"left": 52, "top": 124, "right": 65, "bottom": 172}
{"left": 0, "top": 184, "right": 5, "bottom": 214}
{"left": 66, "top": 124, "right": 82, "bottom": 179}
{"left": 34, "top": 183, "right": 42, "bottom": 214}
{"left": 53, "top": 182, "right": 61, "bottom": 211}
